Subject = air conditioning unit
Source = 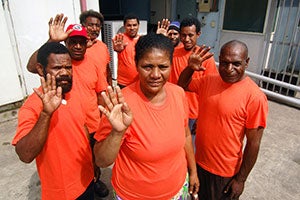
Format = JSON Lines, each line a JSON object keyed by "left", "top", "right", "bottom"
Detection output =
{"left": 102, "top": 20, "right": 148, "bottom": 87}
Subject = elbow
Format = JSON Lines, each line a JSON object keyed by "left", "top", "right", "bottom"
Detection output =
{"left": 15, "top": 145, "right": 35, "bottom": 164}
{"left": 95, "top": 157, "right": 113, "bottom": 168}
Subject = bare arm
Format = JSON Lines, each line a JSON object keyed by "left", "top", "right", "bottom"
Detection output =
{"left": 26, "top": 14, "right": 71, "bottom": 74}
{"left": 177, "top": 46, "right": 213, "bottom": 90}
{"left": 225, "top": 127, "right": 264, "bottom": 199}
{"left": 94, "top": 86, "right": 133, "bottom": 167}
{"left": 15, "top": 74, "right": 62, "bottom": 163}
{"left": 184, "top": 126, "right": 200, "bottom": 198}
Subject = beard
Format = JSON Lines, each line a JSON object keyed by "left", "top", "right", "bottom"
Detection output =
{"left": 56, "top": 76, "right": 73, "bottom": 94}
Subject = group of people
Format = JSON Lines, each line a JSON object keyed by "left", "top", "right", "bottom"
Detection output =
{"left": 12, "top": 9, "right": 268, "bottom": 200}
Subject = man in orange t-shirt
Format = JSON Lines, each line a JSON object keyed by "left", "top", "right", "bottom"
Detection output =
{"left": 26, "top": 14, "right": 109, "bottom": 197}
{"left": 169, "top": 16, "right": 218, "bottom": 136}
{"left": 178, "top": 40, "right": 268, "bottom": 200}
{"left": 13, "top": 42, "right": 94, "bottom": 200}
{"left": 80, "top": 10, "right": 111, "bottom": 85}
{"left": 112, "top": 13, "right": 140, "bottom": 88}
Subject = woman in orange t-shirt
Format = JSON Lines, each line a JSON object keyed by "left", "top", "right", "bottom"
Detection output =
{"left": 94, "top": 33, "right": 199, "bottom": 200}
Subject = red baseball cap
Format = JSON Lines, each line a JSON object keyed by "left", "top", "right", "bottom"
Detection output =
{"left": 66, "top": 24, "right": 88, "bottom": 38}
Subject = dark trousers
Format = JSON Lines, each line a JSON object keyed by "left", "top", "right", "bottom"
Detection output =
{"left": 76, "top": 181, "right": 94, "bottom": 200}
{"left": 197, "top": 164, "right": 234, "bottom": 200}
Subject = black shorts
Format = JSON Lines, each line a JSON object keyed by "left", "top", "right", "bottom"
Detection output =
{"left": 197, "top": 164, "right": 234, "bottom": 200}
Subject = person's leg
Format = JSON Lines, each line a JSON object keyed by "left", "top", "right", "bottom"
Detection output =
{"left": 89, "top": 132, "right": 109, "bottom": 197}
{"left": 76, "top": 181, "right": 94, "bottom": 200}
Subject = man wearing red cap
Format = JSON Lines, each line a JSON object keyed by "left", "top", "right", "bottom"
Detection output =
{"left": 26, "top": 14, "right": 108, "bottom": 198}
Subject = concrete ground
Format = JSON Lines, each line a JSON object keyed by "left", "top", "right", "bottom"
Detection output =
{"left": 0, "top": 100, "right": 299, "bottom": 200}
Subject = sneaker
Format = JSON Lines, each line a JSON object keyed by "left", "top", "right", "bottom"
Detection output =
{"left": 94, "top": 179, "right": 109, "bottom": 197}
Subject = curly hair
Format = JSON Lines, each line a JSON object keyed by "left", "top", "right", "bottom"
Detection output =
{"left": 79, "top": 9, "right": 104, "bottom": 25}
{"left": 180, "top": 16, "right": 201, "bottom": 33}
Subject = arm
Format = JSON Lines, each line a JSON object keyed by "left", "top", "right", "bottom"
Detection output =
{"left": 184, "top": 126, "right": 200, "bottom": 199}
{"left": 224, "top": 127, "right": 264, "bottom": 199}
{"left": 94, "top": 86, "right": 133, "bottom": 167}
{"left": 15, "top": 74, "right": 62, "bottom": 163}
{"left": 26, "top": 14, "right": 72, "bottom": 73}
{"left": 177, "top": 45, "right": 213, "bottom": 90}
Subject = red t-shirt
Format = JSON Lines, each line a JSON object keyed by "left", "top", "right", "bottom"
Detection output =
{"left": 86, "top": 39, "right": 110, "bottom": 79}
{"left": 117, "top": 34, "right": 139, "bottom": 86}
{"left": 94, "top": 81, "right": 189, "bottom": 199}
{"left": 170, "top": 45, "right": 218, "bottom": 119}
{"left": 72, "top": 55, "right": 108, "bottom": 133}
{"left": 12, "top": 87, "right": 94, "bottom": 200}
{"left": 189, "top": 75, "right": 268, "bottom": 177}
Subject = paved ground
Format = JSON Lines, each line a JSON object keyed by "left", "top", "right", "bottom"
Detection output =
{"left": 0, "top": 100, "right": 299, "bottom": 200}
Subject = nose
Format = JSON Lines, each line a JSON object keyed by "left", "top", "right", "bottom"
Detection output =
{"left": 150, "top": 67, "right": 160, "bottom": 78}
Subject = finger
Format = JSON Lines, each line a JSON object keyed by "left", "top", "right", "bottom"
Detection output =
{"left": 57, "top": 13, "right": 63, "bottom": 24}
{"left": 107, "top": 86, "right": 118, "bottom": 105}
{"left": 115, "top": 86, "right": 125, "bottom": 104}
{"left": 56, "top": 86, "right": 62, "bottom": 99}
{"left": 101, "top": 90, "right": 114, "bottom": 111}
{"left": 121, "top": 102, "right": 132, "bottom": 116}
{"left": 54, "top": 14, "right": 60, "bottom": 25}
{"left": 33, "top": 88, "right": 43, "bottom": 99}
{"left": 157, "top": 21, "right": 161, "bottom": 28}
{"left": 199, "top": 46, "right": 211, "bottom": 57}
{"left": 51, "top": 75, "right": 56, "bottom": 91}
{"left": 48, "top": 17, "right": 53, "bottom": 26}
{"left": 62, "top": 16, "right": 68, "bottom": 26}
{"left": 41, "top": 75, "right": 48, "bottom": 94}
{"left": 98, "top": 105, "right": 110, "bottom": 117}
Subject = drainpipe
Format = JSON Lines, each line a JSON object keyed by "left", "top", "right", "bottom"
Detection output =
{"left": 80, "top": 0, "right": 87, "bottom": 12}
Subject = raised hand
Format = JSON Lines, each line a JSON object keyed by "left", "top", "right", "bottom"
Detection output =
{"left": 33, "top": 74, "right": 62, "bottom": 116}
{"left": 99, "top": 86, "right": 133, "bottom": 134}
{"left": 156, "top": 19, "right": 170, "bottom": 36}
{"left": 112, "top": 33, "right": 128, "bottom": 52}
{"left": 188, "top": 45, "right": 214, "bottom": 71}
{"left": 48, "top": 13, "right": 73, "bottom": 42}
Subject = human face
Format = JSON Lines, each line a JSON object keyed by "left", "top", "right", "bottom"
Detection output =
{"left": 136, "top": 48, "right": 171, "bottom": 100}
{"left": 65, "top": 36, "right": 87, "bottom": 60}
{"left": 84, "top": 16, "right": 101, "bottom": 41}
{"left": 168, "top": 29, "right": 180, "bottom": 47}
{"left": 180, "top": 25, "right": 200, "bottom": 51}
{"left": 45, "top": 53, "right": 73, "bottom": 94}
{"left": 218, "top": 44, "right": 249, "bottom": 83}
{"left": 124, "top": 19, "right": 139, "bottom": 38}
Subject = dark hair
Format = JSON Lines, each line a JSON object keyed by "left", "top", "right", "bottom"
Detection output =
{"left": 135, "top": 33, "right": 174, "bottom": 64}
{"left": 180, "top": 16, "right": 201, "bottom": 33}
{"left": 37, "top": 42, "right": 70, "bottom": 74}
{"left": 79, "top": 9, "right": 104, "bottom": 25}
{"left": 123, "top": 13, "right": 140, "bottom": 25}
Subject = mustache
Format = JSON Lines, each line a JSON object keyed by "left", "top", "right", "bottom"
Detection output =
{"left": 56, "top": 76, "right": 72, "bottom": 82}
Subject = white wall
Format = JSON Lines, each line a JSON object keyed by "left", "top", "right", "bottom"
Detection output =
{"left": 0, "top": 0, "right": 100, "bottom": 107}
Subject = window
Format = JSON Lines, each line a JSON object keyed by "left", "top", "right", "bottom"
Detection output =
{"left": 223, "top": 0, "right": 268, "bottom": 33}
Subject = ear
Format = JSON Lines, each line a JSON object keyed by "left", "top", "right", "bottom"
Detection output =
{"left": 245, "top": 57, "right": 250, "bottom": 68}
{"left": 197, "top": 31, "right": 201, "bottom": 38}
{"left": 36, "top": 63, "right": 45, "bottom": 77}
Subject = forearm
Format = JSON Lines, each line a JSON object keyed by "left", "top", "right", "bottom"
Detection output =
{"left": 94, "top": 130, "right": 124, "bottom": 167}
{"left": 177, "top": 66, "right": 194, "bottom": 90}
{"left": 15, "top": 111, "right": 51, "bottom": 163}
{"left": 184, "top": 129, "right": 197, "bottom": 174}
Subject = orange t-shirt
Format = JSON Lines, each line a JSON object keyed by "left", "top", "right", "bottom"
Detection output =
{"left": 189, "top": 75, "right": 268, "bottom": 177}
{"left": 117, "top": 34, "right": 139, "bottom": 86}
{"left": 72, "top": 55, "right": 108, "bottom": 133}
{"left": 86, "top": 39, "right": 110, "bottom": 80}
{"left": 94, "top": 81, "right": 189, "bottom": 199}
{"left": 170, "top": 45, "right": 218, "bottom": 119}
{"left": 12, "top": 87, "right": 94, "bottom": 200}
